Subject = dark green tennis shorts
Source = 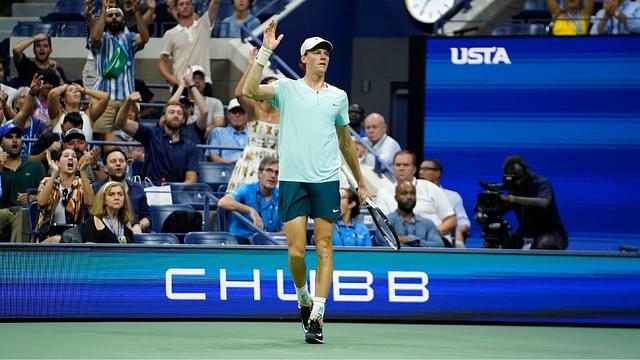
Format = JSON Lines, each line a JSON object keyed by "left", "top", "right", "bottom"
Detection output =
{"left": 278, "top": 181, "right": 340, "bottom": 223}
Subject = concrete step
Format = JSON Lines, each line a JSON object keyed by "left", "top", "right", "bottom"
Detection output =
{"left": 12, "top": 2, "right": 55, "bottom": 17}
{"left": 0, "top": 16, "right": 40, "bottom": 32}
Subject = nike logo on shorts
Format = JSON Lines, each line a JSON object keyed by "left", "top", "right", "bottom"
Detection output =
{"left": 332, "top": 209, "right": 340, "bottom": 213}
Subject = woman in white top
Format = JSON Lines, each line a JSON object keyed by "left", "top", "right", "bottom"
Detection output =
{"left": 47, "top": 83, "right": 109, "bottom": 142}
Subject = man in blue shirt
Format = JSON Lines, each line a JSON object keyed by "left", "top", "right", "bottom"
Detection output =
{"left": 218, "top": 156, "right": 283, "bottom": 243}
{"left": 205, "top": 98, "right": 248, "bottom": 163}
{"left": 115, "top": 92, "right": 199, "bottom": 184}
{"left": 387, "top": 181, "right": 446, "bottom": 248}
{"left": 92, "top": 148, "right": 151, "bottom": 234}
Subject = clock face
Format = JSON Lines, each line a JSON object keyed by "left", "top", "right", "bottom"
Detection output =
{"left": 405, "top": 0, "right": 456, "bottom": 24}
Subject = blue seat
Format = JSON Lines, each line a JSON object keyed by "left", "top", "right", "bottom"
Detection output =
{"left": 11, "top": 22, "right": 58, "bottom": 37}
{"left": 132, "top": 233, "right": 180, "bottom": 244}
{"left": 253, "top": 233, "right": 288, "bottom": 245}
{"left": 184, "top": 231, "right": 240, "bottom": 245}
{"left": 198, "top": 162, "right": 233, "bottom": 193}
{"left": 170, "top": 182, "right": 218, "bottom": 210}
{"left": 58, "top": 22, "right": 86, "bottom": 37}
{"left": 54, "top": 0, "right": 85, "bottom": 14}
{"left": 149, "top": 204, "right": 195, "bottom": 233}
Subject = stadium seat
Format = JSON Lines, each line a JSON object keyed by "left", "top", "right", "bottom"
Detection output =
{"left": 149, "top": 204, "right": 195, "bottom": 233}
{"left": 11, "top": 22, "right": 58, "bottom": 37}
{"left": 184, "top": 231, "right": 240, "bottom": 245}
{"left": 170, "top": 182, "right": 219, "bottom": 210}
{"left": 252, "top": 233, "right": 287, "bottom": 245}
{"left": 132, "top": 233, "right": 180, "bottom": 244}
{"left": 198, "top": 162, "right": 233, "bottom": 193}
{"left": 53, "top": 0, "right": 85, "bottom": 14}
{"left": 58, "top": 22, "right": 86, "bottom": 37}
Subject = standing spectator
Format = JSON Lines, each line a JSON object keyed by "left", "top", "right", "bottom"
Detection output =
{"left": 205, "top": 98, "right": 248, "bottom": 164}
{"left": 12, "top": 34, "right": 69, "bottom": 88}
{"left": 159, "top": 0, "right": 221, "bottom": 95}
{"left": 217, "top": 156, "right": 284, "bottom": 243}
{"left": 547, "top": 0, "right": 594, "bottom": 35}
{"left": 387, "top": 181, "right": 445, "bottom": 248}
{"left": 35, "top": 149, "right": 94, "bottom": 243}
{"left": 115, "top": 92, "right": 199, "bottom": 184}
{"left": 590, "top": 0, "right": 640, "bottom": 34}
{"left": 348, "top": 103, "right": 365, "bottom": 137}
{"left": 81, "top": 181, "right": 135, "bottom": 243}
{"left": 48, "top": 83, "right": 110, "bottom": 142}
{"left": 0, "top": 123, "right": 46, "bottom": 242}
{"left": 332, "top": 188, "right": 372, "bottom": 247}
{"left": 31, "top": 68, "right": 60, "bottom": 127}
{"left": 218, "top": 0, "right": 261, "bottom": 38}
{"left": 361, "top": 112, "right": 401, "bottom": 169}
{"left": 93, "top": 148, "right": 151, "bottom": 234}
{"left": 91, "top": 2, "right": 150, "bottom": 140}
{"left": 419, "top": 159, "right": 470, "bottom": 247}
{"left": 376, "top": 150, "right": 456, "bottom": 242}
{"left": 8, "top": 75, "right": 46, "bottom": 158}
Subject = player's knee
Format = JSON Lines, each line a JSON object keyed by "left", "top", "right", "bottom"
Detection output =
{"left": 288, "top": 246, "right": 305, "bottom": 260}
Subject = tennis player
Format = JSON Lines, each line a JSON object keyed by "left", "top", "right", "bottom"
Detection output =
{"left": 243, "top": 20, "right": 370, "bottom": 344}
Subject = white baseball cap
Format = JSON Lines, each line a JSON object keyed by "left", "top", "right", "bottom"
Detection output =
{"left": 190, "top": 65, "right": 205, "bottom": 75}
{"left": 299, "top": 37, "right": 333, "bottom": 56}
{"left": 227, "top": 98, "right": 242, "bottom": 111}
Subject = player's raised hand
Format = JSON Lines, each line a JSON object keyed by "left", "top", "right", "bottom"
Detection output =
{"left": 262, "top": 19, "right": 284, "bottom": 51}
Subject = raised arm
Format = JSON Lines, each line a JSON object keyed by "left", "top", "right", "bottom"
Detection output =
{"left": 13, "top": 34, "right": 47, "bottom": 64}
{"left": 186, "top": 72, "right": 208, "bottom": 131}
{"left": 207, "top": 0, "right": 221, "bottom": 24}
{"left": 132, "top": 0, "right": 150, "bottom": 48}
{"left": 142, "top": 0, "right": 157, "bottom": 25}
{"left": 77, "top": 150, "right": 95, "bottom": 205}
{"left": 235, "top": 47, "right": 258, "bottom": 121}
{"left": 242, "top": 20, "right": 282, "bottom": 101}
{"left": 545, "top": 0, "right": 561, "bottom": 17}
{"left": 14, "top": 74, "right": 41, "bottom": 128}
{"left": 84, "top": 87, "right": 110, "bottom": 122}
{"left": 115, "top": 92, "right": 141, "bottom": 136}
{"left": 47, "top": 83, "right": 67, "bottom": 120}
{"left": 91, "top": 0, "right": 108, "bottom": 49}
{"left": 37, "top": 152, "right": 58, "bottom": 207}
{"left": 337, "top": 125, "right": 370, "bottom": 201}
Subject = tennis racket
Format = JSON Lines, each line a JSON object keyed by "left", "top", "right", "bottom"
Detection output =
{"left": 340, "top": 165, "right": 401, "bottom": 251}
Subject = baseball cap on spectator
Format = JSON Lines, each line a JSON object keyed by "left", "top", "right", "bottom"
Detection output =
{"left": 0, "top": 122, "right": 23, "bottom": 138}
{"left": 63, "top": 128, "right": 86, "bottom": 143}
{"left": 227, "top": 98, "right": 242, "bottom": 112}
{"left": 190, "top": 65, "right": 206, "bottom": 76}
{"left": 300, "top": 37, "right": 333, "bottom": 56}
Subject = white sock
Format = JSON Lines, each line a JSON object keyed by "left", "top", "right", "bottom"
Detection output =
{"left": 296, "top": 285, "right": 312, "bottom": 307}
{"left": 310, "top": 297, "right": 326, "bottom": 324}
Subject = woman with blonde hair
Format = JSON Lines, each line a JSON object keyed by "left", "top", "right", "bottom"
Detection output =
{"left": 81, "top": 181, "right": 134, "bottom": 244}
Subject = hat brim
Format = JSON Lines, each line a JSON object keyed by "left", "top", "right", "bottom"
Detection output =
{"left": 305, "top": 41, "right": 333, "bottom": 54}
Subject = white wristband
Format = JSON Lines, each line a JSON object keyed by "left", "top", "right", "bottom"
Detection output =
{"left": 255, "top": 47, "right": 273, "bottom": 67}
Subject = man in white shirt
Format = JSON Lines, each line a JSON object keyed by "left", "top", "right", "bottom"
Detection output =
{"left": 159, "top": 0, "right": 220, "bottom": 93}
{"left": 419, "top": 159, "right": 470, "bottom": 248}
{"left": 376, "top": 150, "right": 456, "bottom": 240}
{"left": 361, "top": 112, "right": 401, "bottom": 169}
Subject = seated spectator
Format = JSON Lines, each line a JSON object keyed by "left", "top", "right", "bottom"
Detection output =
{"left": 12, "top": 33, "right": 69, "bottom": 88}
{"left": 332, "top": 188, "right": 372, "bottom": 247}
{"left": 115, "top": 92, "right": 199, "bottom": 184}
{"left": 218, "top": 156, "right": 284, "bottom": 243}
{"left": 189, "top": 65, "right": 225, "bottom": 134}
{"left": 376, "top": 150, "right": 456, "bottom": 240}
{"left": 361, "top": 112, "right": 401, "bottom": 169}
{"left": 419, "top": 159, "right": 470, "bottom": 248}
{"left": 7, "top": 75, "right": 46, "bottom": 158}
{"left": 354, "top": 136, "right": 374, "bottom": 167}
{"left": 92, "top": 148, "right": 151, "bottom": 234}
{"left": 105, "top": 104, "right": 145, "bottom": 161}
{"left": 547, "top": 0, "right": 594, "bottom": 35}
{"left": 590, "top": 0, "right": 640, "bottom": 34}
{"left": 31, "top": 68, "right": 61, "bottom": 127}
{"left": 48, "top": 83, "right": 110, "bottom": 143}
{"left": 30, "top": 112, "right": 82, "bottom": 165}
{"left": 0, "top": 59, "right": 18, "bottom": 121}
{"left": 81, "top": 181, "right": 135, "bottom": 244}
{"left": 219, "top": 0, "right": 261, "bottom": 38}
{"left": 163, "top": 73, "right": 209, "bottom": 144}
{"left": 61, "top": 128, "right": 103, "bottom": 182}
{"left": 0, "top": 123, "right": 46, "bottom": 242}
{"left": 348, "top": 103, "right": 365, "bottom": 137}
{"left": 387, "top": 181, "right": 445, "bottom": 248}
{"left": 35, "top": 149, "right": 94, "bottom": 243}
{"left": 205, "top": 98, "right": 248, "bottom": 164}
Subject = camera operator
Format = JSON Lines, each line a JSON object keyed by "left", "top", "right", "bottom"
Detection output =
{"left": 499, "top": 155, "right": 568, "bottom": 250}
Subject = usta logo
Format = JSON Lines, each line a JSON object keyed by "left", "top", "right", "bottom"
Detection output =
{"left": 450, "top": 47, "right": 512, "bottom": 65}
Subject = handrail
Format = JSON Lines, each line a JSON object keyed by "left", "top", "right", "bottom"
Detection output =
{"left": 229, "top": 210, "right": 278, "bottom": 243}
{"left": 347, "top": 127, "right": 394, "bottom": 181}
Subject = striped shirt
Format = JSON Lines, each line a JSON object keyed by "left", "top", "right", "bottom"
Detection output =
{"left": 93, "top": 32, "right": 138, "bottom": 100}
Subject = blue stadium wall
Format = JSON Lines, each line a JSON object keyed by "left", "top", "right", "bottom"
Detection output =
{"left": 1, "top": 244, "right": 639, "bottom": 325}
{"left": 419, "top": 35, "right": 640, "bottom": 251}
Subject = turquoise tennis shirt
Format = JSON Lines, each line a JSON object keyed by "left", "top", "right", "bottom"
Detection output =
{"left": 270, "top": 78, "right": 349, "bottom": 182}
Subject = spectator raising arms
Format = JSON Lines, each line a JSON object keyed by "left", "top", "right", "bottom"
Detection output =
{"left": 547, "top": 0, "right": 594, "bottom": 35}
{"left": 36, "top": 149, "right": 94, "bottom": 243}
{"left": 47, "top": 83, "right": 110, "bottom": 142}
{"left": 12, "top": 33, "right": 69, "bottom": 88}
{"left": 590, "top": 0, "right": 640, "bottom": 34}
